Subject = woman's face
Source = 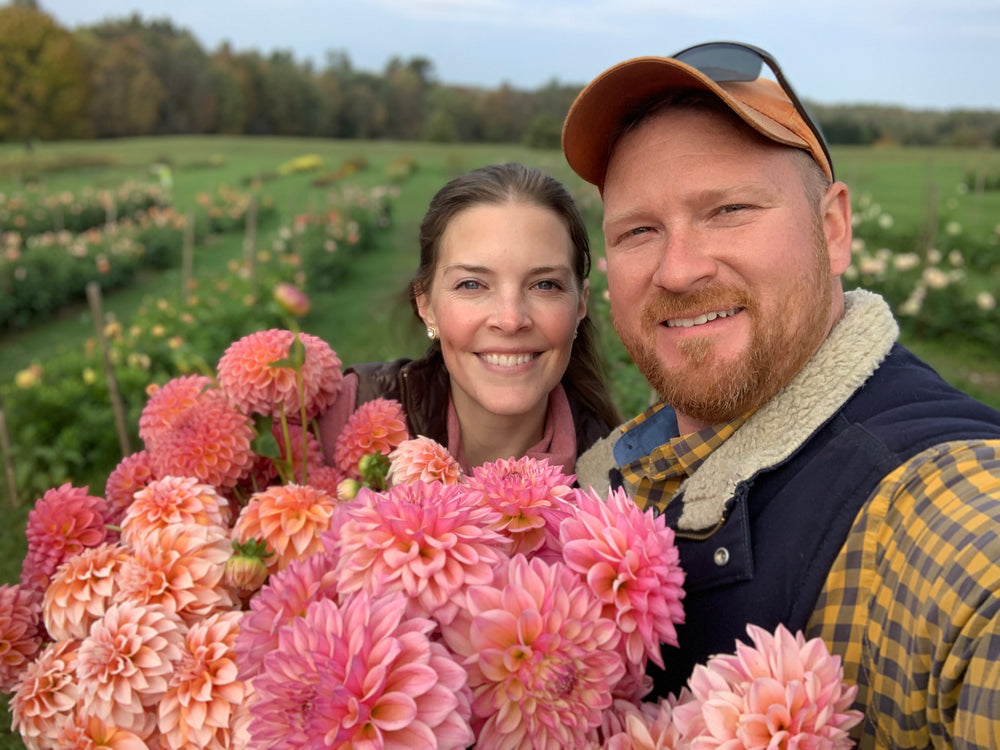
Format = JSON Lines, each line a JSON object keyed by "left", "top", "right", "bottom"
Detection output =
{"left": 417, "top": 201, "right": 588, "bottom": 426}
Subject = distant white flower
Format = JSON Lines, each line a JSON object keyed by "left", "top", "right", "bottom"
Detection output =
{"left": 926, "top": 248, "right": 943, "bottom": 265}
{"left": 948, "top": 249, "right": 964, "bottom": 266}
{"left": 878, "top": 213, "right": 894, "bottom": 230}
{"left": 859, "top": 256, "right": 887, "bottom": 277}
{"left": 899, "top": 285, "right": 927, "bottom": 317}
{"left": 922, "top": 267, "right": 949, "bottom": 290}
{"left": 892, "top": 253, "right": 921, "bottom": 272}
{"left": 945, "top": 220, "right": 962, "bottom": 236}
{"left": 851, "top": 238, "right": 866, "bottom": 253}
{"left": 976, "top": 291, "right": 996, "bottom": 311}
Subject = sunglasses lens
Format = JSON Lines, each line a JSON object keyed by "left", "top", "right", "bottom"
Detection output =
{"left": 673, "top": 44, "right": 764, "bottom": 83}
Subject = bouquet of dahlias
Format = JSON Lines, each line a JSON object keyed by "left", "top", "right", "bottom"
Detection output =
{"left": 2, "top": 327, "right": 863, "bottom": 749}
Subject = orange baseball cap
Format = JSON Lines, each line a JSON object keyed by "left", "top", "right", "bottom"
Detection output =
{"left": 562, "top": 42, "right": 834, "bottom": 189}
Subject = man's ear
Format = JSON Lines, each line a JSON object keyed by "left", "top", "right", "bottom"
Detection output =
{"left": 823, "top": 181, "right": 853, "bottom": 275}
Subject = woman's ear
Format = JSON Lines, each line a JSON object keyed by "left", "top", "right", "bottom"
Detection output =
{"left": 578, "top": 279, "right": 590, "bottom": 323}
{"left": 415, "top": 292, "right": 435, "bottom": 330}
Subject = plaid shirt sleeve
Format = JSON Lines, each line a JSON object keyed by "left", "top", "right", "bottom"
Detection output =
{"left": 808, "top": 440, "right": 1000, "bottom": 749}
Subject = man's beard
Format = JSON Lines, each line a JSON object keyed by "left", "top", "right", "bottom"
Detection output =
{"left": 613, "top": 241, "right": 833, "bottom": 426}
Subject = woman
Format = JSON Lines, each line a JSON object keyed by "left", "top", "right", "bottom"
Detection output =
{"left": 318, "top": 162, "right": 619, "bottom": 475}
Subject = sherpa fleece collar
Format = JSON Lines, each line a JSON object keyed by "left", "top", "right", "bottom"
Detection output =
{"left": 675, "top": 289, "right": 899, "bottom": 531}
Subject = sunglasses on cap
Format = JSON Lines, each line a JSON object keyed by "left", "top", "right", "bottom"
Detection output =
{"left": 672, "top": 41, "right": 835, "bottom": 180}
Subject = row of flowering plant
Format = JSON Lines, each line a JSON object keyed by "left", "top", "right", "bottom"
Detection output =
{"left": 1, "top": 206, "right": 192, "bottom": 331}
{"left": 1, "top": 326, "right": 863, "bottom": 748}
{"left": 0, "top": 180, "right": 168, "bottom": 239}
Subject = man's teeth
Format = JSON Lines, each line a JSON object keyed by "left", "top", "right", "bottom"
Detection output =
{"left": 666, "top": 308, "right": 740, "bottom": 328}
{"left": 481, "top": 353, "right": 535, "bottom": 366}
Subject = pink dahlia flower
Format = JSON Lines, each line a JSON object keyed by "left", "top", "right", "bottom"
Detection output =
{"left": 76, "top": 601, "right": 186, "bottom": 739}
{"left": 603, "top": 694, "right": 687, "bottom": 750}
{"left": 10, "top": 638, "right": 80, "bottom": 750}
{"left": 52, "top": 708, "right": 149, "bottom": 750}
{"left": 147, "top": 387, "right": 257, "bottom": 490}
{"left": 332, "top": 397, "right": 409, "bottom": 479}
{"left": 104, "top": 450, "right": 155, "bottom": 527}
{"left": 234, "top": 552, "right": 339, "bottom": 681}
{"left": 117, "top": 522, "right": 235, "bottom": 625}
{"left": 387, "top": 435, "right": 464, "bottom": 486}
{"left": 465, "top": 455, "right": 575, "bottom": 556}
{"left": 440, "top": 553, "right": 625, "bottom": 748}
{"left": 673, "top": 623, "right": 863, "bottom": 749}
{"left": 158, "top": 610, "right": 248, "bottom": 750}
{"left": 43, "top": 543, "right": 129, "bottom": 641}
{"left": 216, "top": 328, "right": 343, "bottom": 421}
{"left": 560, "top": 486, "right": 686, "bottom": 669}
{"left": 138, "top": 374, "right": 215, "bottom": 452}
{"left": 328, "top": 481, "right": 509, "bottom": 625}
{"left": 304, "top": 463, "right": 344, "bottom": 497}
{"left": 0, "top": 583, "right": 43, "bottom": 693}
{"left": 272, "top": 282, "right": 310, "bottom": 317}
{"left": 21, "top": 483, "right": 112, "bottom": 595}
{"left": 233, "top": 483, "right": 339, "bottom": 573}
{"left": 120, "top": 475, "right": 230, "bottom": 547}
{"left": 247, "top": 592, "right": 473, "bottom": 750}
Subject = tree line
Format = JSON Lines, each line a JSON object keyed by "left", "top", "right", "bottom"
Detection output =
{"left": 1, "top": 1, "right": 998, "bottom": 150}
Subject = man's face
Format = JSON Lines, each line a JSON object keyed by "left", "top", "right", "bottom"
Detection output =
{"left": 601, "top": 107, "right": 847, "bottom": 432}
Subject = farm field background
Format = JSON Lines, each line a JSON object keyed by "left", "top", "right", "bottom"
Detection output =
{"left": 1, "top": 135, "right": 999, "bottom": 746}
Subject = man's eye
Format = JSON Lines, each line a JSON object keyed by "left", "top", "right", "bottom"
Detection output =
{"left": 718, "top": 204, "right": 751, "bottom": 214}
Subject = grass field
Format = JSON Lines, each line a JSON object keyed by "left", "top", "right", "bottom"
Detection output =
{"left": 0, "top": 135, "right": 998, "bottom": 747}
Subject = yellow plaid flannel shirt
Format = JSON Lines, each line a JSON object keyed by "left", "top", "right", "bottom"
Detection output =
{"left": 617, "top": 407, "right": 1000, "bottom": 748}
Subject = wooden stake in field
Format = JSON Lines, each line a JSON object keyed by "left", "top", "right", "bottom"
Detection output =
{"left": 181, "top": 209, "right": 195, "bottom": 296}
{"left": 86, "top": 282, "right": 132, "bottom": 459}
{"left": 0, "top": 390, "right": 19, "bottom": 507}
{"left": 243, "top": 198, "right": 258, "bottom": 292}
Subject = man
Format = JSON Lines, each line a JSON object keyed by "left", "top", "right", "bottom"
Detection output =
{"left": 566, "top": 42, "right": 1000, "bottom": 748}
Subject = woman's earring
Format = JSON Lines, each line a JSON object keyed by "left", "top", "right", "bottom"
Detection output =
{"left": 427, "top": 326, "right": 438, "bottom": 340}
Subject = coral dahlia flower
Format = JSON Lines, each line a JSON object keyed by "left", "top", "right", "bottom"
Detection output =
{"left": 10, "top": 638, "right": 81, "bottom": 750}
{"left": 104, "top": 450, "right": 155, "bottom": 527}
{"left": 672, "top": 623, "right": 863, "bottom": 749}
{"left": 147, "top": 387, "right": 257, "bottom": 489}
{"left": 328, "top": 482, "right": 509, "bottom": 625}
{"left": 53, "top": 708, "right": 149, "bottom": 750}
{"left": 117, "top": 522, "right": 235, "bottom": 625}
{"left": 0, "top": 583, "right": 43, "bottom": 693}
{"left": 387, "top": 435, "right": 464, "bottom": 486}
{"left": 440, "top": 554, "right": 625, "bottom": 748}
{"left": 233, "top": 483, "right": 339, "bottom": 573}
{"left": 465, "top": 455, "right": 575, "bottom": 556}
{"left": 559, "top": 486, "right": 685, "bottom": 669}
{"left": 216, "top": 328, "right": 343, "bottom": 420}
{"left": 76, "top": 602, "right": 186, "bottom": 739}
{"left": 158, "top": 610, "right": 248, "bottom": 750}
{"left": 332, "top": 397, "right": 408, "bottom": 479}
{"left": 247, "top": 592, "right": 473, "bottom": 749}
{"left": 43, "top": 543, "right": 130, "bottom": 641}
{"left": 120, "top": 475, "right": 230, "bottom": 547}
{"left": 21, "top": 483, "right": 112, "bottom": 595}
{"left": 138, "top": 374, "right": 215, "bottom": 452}
{"left": 234, "top": 552, "right": 340, "bottom": 681}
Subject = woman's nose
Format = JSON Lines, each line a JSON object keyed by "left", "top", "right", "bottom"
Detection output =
{"left": 488, "top": 291, "right": 531, "bottom": 332}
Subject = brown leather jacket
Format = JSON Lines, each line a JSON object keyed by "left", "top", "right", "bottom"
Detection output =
{"left": 348, "top": 348, "right": 611, "bottom": 458}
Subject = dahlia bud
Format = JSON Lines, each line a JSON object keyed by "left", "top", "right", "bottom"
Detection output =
{"left": 224, "top": 539, "right": 271, "bottom": 600}
{"left": 337, "top": 477, "right": 361, "bottom": 501}
{"left": 273, "top": 282, "right": 311, "bottom": 317}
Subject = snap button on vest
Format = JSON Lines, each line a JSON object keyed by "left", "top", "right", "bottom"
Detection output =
{"left": 713, "top": 547, "right": 730, "bottom": 566}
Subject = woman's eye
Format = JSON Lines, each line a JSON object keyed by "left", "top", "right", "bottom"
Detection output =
{"left": 457, "top": 280, "right": 481, "bottom": 291}
{"left": 534, "top": 280, "right": 559, "bottom": 291}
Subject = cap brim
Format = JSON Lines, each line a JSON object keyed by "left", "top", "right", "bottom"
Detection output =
{"left": 562, "top": 56, "right": 815, "bottom": 189}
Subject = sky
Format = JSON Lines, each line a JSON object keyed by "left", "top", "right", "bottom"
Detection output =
{"left": 41, "top": 0, "right": 1000, "bottom": 111}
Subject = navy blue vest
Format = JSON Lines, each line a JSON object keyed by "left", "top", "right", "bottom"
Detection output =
{"left": 629, "top": 343, "right": 1000, "bottom": 698}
